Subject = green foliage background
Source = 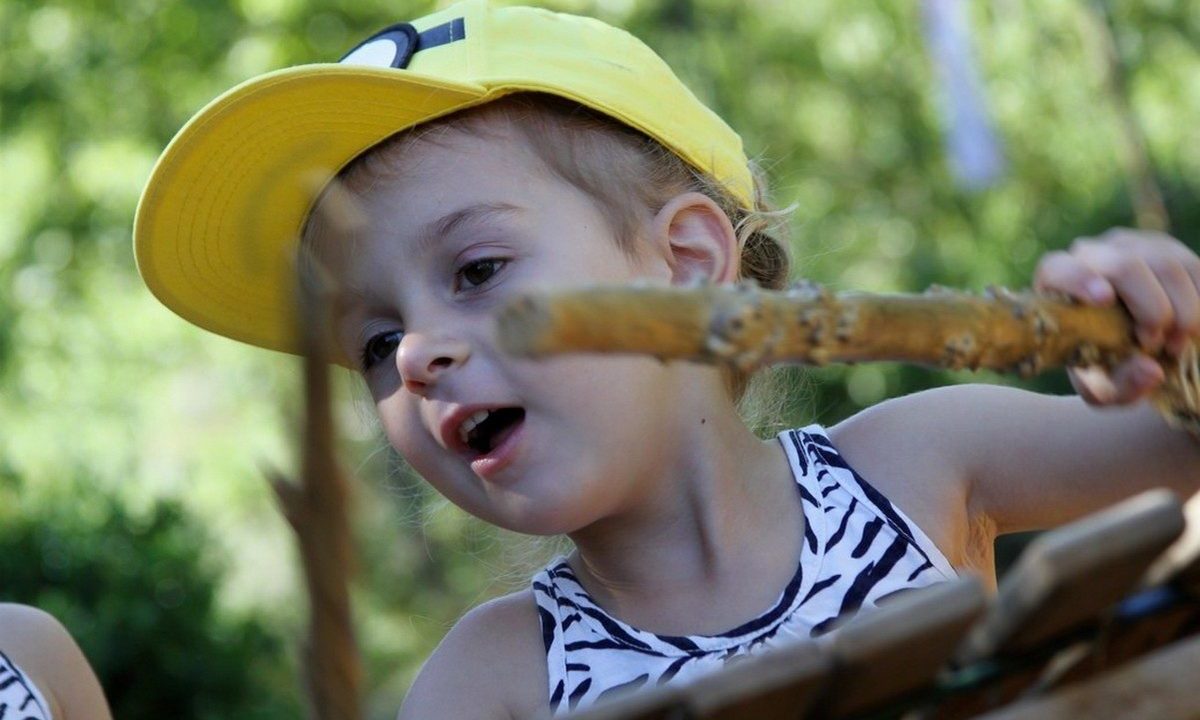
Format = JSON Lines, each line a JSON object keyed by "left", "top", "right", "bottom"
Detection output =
{"left": 1, "top": 0, "right": 1197, "bottom": 717}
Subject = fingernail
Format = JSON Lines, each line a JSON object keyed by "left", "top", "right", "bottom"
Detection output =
{"left": 1086, "top": 278, "right": 1112, "bottom": 303}
{"left": 1135, "top": 357, "right": 1164, "bottom": 388}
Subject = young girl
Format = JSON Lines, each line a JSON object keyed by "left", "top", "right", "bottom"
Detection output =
{"left": 0, "top": 604, "right": 112, "bottom": 720}
{"left": 134, "top": 1, "right": 1200, "bottom": 717}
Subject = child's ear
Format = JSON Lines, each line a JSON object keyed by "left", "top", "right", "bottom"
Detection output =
{"left": 649, "top": 192, "right": 739, "bottom": 285}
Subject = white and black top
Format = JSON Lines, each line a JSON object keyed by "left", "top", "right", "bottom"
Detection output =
{"left": 0, "top": 651, "right": 52, "bottom": 720}
{"left": 532, "top": 425, "right": 957, "bottom": 715}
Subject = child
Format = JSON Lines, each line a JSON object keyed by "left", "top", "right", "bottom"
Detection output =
{"left": 0, "top": 604, "right": 112, "bottom": 720}
{"left": 134, "top": 1, "right": 1200, "bottom": 717}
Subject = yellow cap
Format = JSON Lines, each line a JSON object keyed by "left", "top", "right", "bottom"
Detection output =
{"left": 134, "top": 0, "right": 754, "bottom": 354}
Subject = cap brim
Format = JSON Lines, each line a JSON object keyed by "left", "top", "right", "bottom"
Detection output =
{"left": 134, "top": 64, "right": 487, "bottom": 354}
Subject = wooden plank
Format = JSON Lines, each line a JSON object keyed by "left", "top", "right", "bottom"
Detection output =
{"left": 956, "top": 489, "right": 1185, "bottom": 664}
{"left": 820, "top": 577, "right": 987, "bottom": 719}
{"left": 688, "top": 640, "right": 831, "bottom": 719}
{"left": 566, "top": 579, "right": 984, "bottom": 720}
{"left": 565, "top": 491, "right": 1192, "bottom": 720}
{"left": 1036, "top": 490, "right": 1200, "bottom": 688}
{"left": 1065, "top": 594, "right": 1198, "bottom": 681}
{"left": 971, "top": 634, "right": 1200, "bottom": 720}
{"left": 1144, "top": 489, "right": 1200, "bottom": 595}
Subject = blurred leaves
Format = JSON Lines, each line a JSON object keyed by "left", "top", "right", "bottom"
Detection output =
{"left": 1, "top": 0, "right": 1198, "bottom": 716}
{"left": 0, "top": 474, "right": 300, "bottom": 719}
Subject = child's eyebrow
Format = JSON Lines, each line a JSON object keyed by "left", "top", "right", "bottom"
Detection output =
{"left": 330, "top": 202, "right": 525, "bottom": 321}
{"left": 416, "top": 201, "right": 523, "bottom": 254}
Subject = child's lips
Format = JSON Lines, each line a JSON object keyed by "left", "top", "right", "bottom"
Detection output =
{"left": 469, "top": 415, "right": 526, "bottom": 481}
{"left": 436, "top": 404, "right": 528, "bottom": 479}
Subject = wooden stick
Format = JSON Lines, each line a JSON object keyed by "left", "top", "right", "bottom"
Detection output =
{"left": 1084, "top": 1, "right": 1170, "bottom": 233}
{"left": 496, "top": 283, "right": 1199, "bottom": 435}
{"left": 265, "top": 258, "right": 363, "bottom": 720}
{"left": 497, "top": 283, "right": 1134, "bottom": 374}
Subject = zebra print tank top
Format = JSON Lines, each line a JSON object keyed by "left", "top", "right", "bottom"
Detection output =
{"left": 0, "top": 651, "right": 52, "bottom": 720}
{"left": 532, "top": 425, "right": 957, "bottom": 715}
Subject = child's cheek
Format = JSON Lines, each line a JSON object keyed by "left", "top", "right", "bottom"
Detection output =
{"left": 375, "top": 402, "right": 420, "bottom": 456}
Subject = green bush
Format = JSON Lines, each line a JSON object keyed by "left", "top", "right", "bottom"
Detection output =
{"left": 0, "top": 472, "right": 301, "bottom": 720}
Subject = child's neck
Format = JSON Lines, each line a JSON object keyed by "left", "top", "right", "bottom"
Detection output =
{"left": 564, "top": 380, "right": 802, "bottom": 636}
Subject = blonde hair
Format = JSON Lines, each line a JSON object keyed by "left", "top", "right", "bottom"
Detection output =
{"left": 331, "top": 93, "right": 794, "bottom": 418}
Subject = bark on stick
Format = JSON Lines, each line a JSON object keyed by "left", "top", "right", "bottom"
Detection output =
{"left": 496, "top": 283, "right": 1198, "bottom": 434}
{"left": 497, "top": 283, "right": 1136, "bottom": 374}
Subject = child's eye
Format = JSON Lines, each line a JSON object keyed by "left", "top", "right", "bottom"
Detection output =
{"left": 360, "top": 329, "right": 404, "bottom": 371}
{"left": 455, "top": 258, "right": 506, "bottom": 290}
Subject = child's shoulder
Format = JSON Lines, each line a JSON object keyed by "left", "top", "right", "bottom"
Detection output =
{"left": 399, "top": 590, "right": 547, "bottom": 720}
{"left": 830, "top": 383, "right": 1032, "bottom": 479}
{"left": 0, "top": 603, "right": 111, "bottom": 720}
{"left": 830, "top": 382, "right": 1200, "bottom": 577}
{"left": 828, "top": 385, "right": 1002, "bottom": 575}
{"left": 828, "top": 383, "right": 1102, "bottom": 578}
{"left": 831, "top": 381, "right": 1090, "bottom": 483}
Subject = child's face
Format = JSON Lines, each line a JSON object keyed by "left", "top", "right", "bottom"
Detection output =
{"left": 322, "top": 120, "right": 691, "bottom": 535}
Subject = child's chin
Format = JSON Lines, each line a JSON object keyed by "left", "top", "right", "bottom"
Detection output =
{"left": 485, "top": 496, "right": 597, "bottom": 537}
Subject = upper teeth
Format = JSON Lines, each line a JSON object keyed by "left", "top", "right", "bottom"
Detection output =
{"left": 458, "top": 410, "right": 492, "bottom": 445}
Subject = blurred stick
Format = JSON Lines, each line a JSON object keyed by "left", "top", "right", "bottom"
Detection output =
{"left": 496, "top": 283, "right": 1198, "bottom": 434}
{"left": 264, "top": 254, "right": 362, "bottom": 720}
{"left": 1086, "top": 1, "right": 1170, "bottom": 233}
{"left": 498, "top": 283, "right": 1135, "bottom": 374}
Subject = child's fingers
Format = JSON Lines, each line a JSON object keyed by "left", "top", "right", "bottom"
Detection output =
{"left": 1184, "top": 243, "right": 1200, "bottom": 296}
{"left": 1104, "top": 255, "right": 1175, "bottom": 354}
{"left": 1154, "top": 257, "right": 1200, "bottom": 355}
{"left": 1037, "top": 238, "right": 1176, "bottom": 354}
{"left": 1034, "top": 249, "right": 1116, "bottom": 304}
{"left": 1038, "top": 229, "right": 1199, "bottom": 405}
{"left": 1068, "top": 355, "right": 1164, "bottom": 406}
{"left": 1085, "top": 230, "right": 1200, "bottom": 354}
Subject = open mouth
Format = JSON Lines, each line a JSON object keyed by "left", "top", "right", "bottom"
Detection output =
{"left": 459, "top": 407, "right": 526, "bottom": 457}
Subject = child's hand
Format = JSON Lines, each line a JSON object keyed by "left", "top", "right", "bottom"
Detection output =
{"left": 1034, "top": 228, "right": 1200, "bottom": 405}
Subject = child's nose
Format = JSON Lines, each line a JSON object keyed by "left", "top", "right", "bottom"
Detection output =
{"left": 396, "top": 332, "right": 471, "bottom": 393}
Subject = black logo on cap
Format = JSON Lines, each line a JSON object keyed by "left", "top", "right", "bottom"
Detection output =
{"left": 340, "top": 18, "right": 466, "bottom": 69}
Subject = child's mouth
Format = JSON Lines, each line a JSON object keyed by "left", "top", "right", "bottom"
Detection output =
{"left": 460, "top": 407, "right": 526, "bottom": 457}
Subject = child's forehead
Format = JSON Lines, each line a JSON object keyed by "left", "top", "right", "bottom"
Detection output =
{"left": 343, "top": 129, "right": 590, "bottom": 235}
{"left": 349, "top": 118, "right": 549, "bottom": 199}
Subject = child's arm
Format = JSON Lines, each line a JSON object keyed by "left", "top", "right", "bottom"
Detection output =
{"left": 0, "top": 604, "right": 112, "bottom": 720}
{"left": 851, "top": 384, "right": 1199, "bottom": 532}
{"left": 833, "top": 229, "right": 1200, "bottom": 578}
{"left": 398, "top": 590, "right": 548, "bottom": 720}
{"left": 833, "top": 383, "right": 1199, "bottom": 585}
{"left": 968, "top": 227, "right": 1200, "bottom": 530}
